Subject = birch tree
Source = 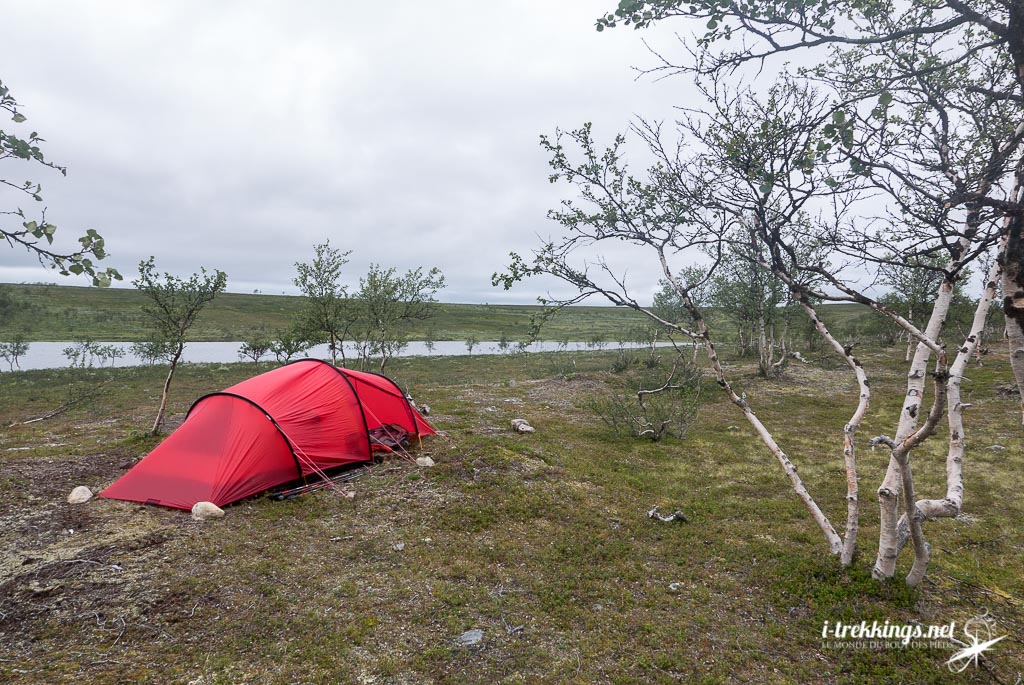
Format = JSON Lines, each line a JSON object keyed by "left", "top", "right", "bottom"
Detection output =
{"left": 879, "top": 258, "right": 958, "bottom": 361}
{"left": 497, "top": 109, "right": 858, "bottom": 561}
{"left": 577, "top": 0, "right": 1023, "bottom": 586}
{"left": 135, "top": 257, "right": 227, "bottom": 435}
{"left": 498, "top": 61, "right": 1010, "bottom": 583}
{"left": 709, "top": 235, "right": 807, "bottom": 375}
{"left": 352, "top": 264, "right": 445, "bottom": 372}
{"left": 597, "top": 0, "right": 1024, "bottom": 414}
{"left": 1, "top": 79, "right": 120, "bottom": 288}
{"left": 0, "top": 334, "right": 28, "bottom": 371}
{"left": 294, "top": 241, "right": 353, "bottom": 366}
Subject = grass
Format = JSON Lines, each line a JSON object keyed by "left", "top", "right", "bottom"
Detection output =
{"left": 0, "top": 344, "right": 1020, "bottom": 683}
{"left": 0, "top": 282, "right": 869, "bottom": 344}
{"left": 0, "top": 282, "right": 657, "bottom": 343}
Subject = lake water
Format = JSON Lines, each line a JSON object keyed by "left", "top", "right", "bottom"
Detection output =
{"left": 3, "top": 340, "right": 667, "bottom": 371}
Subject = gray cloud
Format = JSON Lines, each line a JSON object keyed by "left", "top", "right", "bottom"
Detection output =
{"left": 1, "top": 1, "right": 699, "bottom": 304}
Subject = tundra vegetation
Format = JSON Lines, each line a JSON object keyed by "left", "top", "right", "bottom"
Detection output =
{"left": 1, "top": 346, "right": 1020, "bottom": 682}
{"left": 498, "top": 0, "right": 1023, "bottom": 585}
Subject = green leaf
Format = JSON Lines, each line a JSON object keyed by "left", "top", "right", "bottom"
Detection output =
{"left": 12, "top": 112, "right": 26, "bottom": 123}
{"left": 69, "top": 263, "right": 84, "bottom": 275}
{"left": 879, "top": 91, "right": 892, "bottom": 106}
{"left": 707, "top": 19, "right": 718, "bottom": 29}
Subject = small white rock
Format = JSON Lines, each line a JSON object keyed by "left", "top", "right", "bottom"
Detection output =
{"left": 511, "top": 419, "right": 535, "bottom": 433}
{"left": 191, "top": 501, "right": 225, "bottom": 521}
{"left": 416, "top": 456, "right": 435, "bottom": 467}
{"left": 456, "top": 629, "right": 484, "bottom": 646}
{"left": 394, "top": 542, "right": 405, "bottom": 551}
{"left": 67, "top": 486, "right": 93, "bottom": 504}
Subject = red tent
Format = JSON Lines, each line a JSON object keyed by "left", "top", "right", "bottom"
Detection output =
{"left": 101, "top": 359, "right": 434, "bottom": 510}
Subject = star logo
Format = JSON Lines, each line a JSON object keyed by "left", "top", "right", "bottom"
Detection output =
{"left": 947, "top": 610, "right": 1007, "bottom": 673}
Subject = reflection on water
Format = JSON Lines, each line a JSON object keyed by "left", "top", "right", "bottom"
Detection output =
{"left": 5, "top": 340, "right": 676, "bottom": 372}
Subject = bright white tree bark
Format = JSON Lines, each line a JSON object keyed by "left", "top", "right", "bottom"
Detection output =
{"left": 872, "top": 236, "right": 972, "bottom": 578}
{"left": 893, "top": 258, "right": 1003, "bottom": 573}
{"left": 872, "top": 292, "right": 949, "bottom": 579}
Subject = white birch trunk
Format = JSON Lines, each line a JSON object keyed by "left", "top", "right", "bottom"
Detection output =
{"left": 896, "top": 453, "right": 930, "bottom": 587}
{"left": 758, "top": 313, "right": 771, "bottom": 376}
{"left": 871, "top": 368, "right": 947, "bottom": 586}
{"left": 894, "top": 259, "right": 1002, "bottom": 564}
{"left": 703, "top": 324, "right": 843, "bottom": 554}
{"left": 873, "top": 276, "right": 958, "bottom": 578}
{"left": 795, "top": 297, "right": 868, "bottom": 566}
{"left": 904, "top": 321, "right": 914, "bottom": 362}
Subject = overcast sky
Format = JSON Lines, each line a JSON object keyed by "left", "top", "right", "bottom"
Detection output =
{"left": 1, "top": 1, "right": 709, "bottom": 304}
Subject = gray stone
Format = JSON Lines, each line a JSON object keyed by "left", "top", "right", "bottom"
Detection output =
{"left": 191, "top": 501, "right": 225, "bottom": 521}
{"left": 511, "top": 419, "right": 535, "bottom": 433}
{"left": 456, "top": 629, "right": 484, "bottom": 646}
{"left": 67, "top": 486, "right": 93, "bottom": 504}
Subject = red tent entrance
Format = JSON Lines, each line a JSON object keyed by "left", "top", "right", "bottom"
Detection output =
{"left": 101, "top": 359, "right": 434, "bottom": 510}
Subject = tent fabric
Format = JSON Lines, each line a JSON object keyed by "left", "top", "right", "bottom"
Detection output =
{"left": 101, "top": 359, "right": 434, "bottom": 510}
